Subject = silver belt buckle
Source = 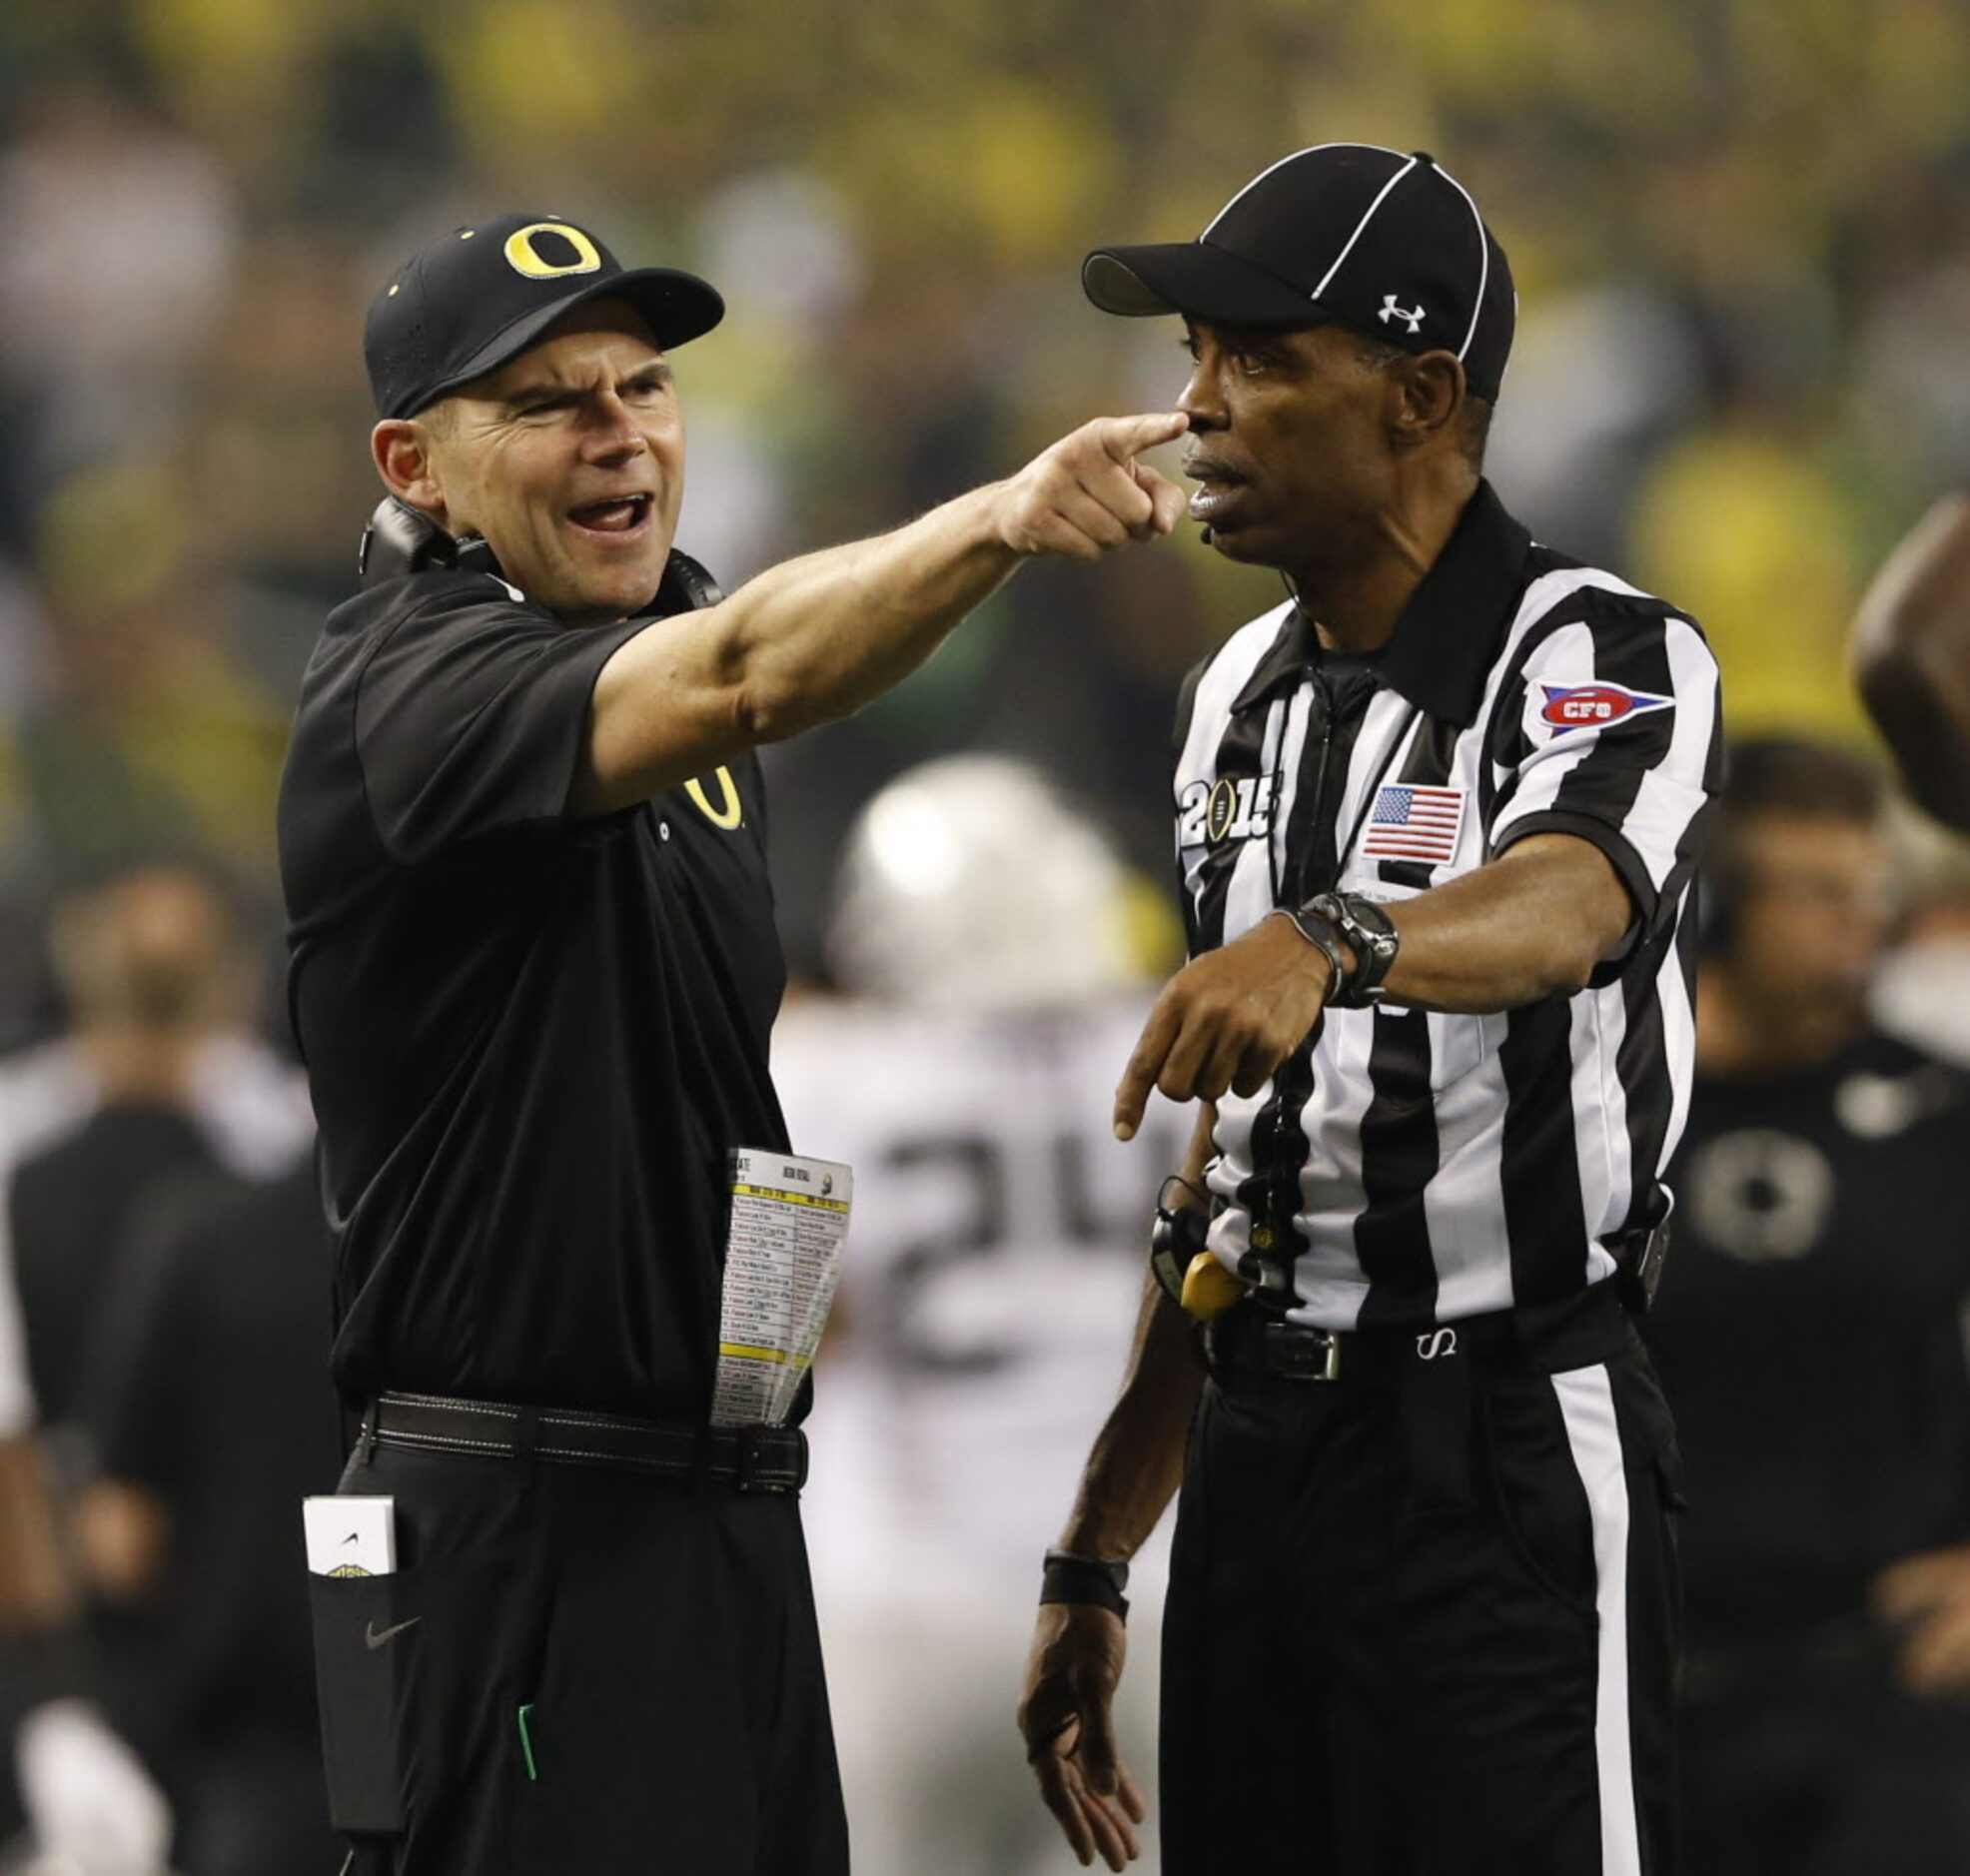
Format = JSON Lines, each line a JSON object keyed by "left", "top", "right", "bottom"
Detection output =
{"left": 1265, "top": 1320, "right": 1344, "bottom": 1383}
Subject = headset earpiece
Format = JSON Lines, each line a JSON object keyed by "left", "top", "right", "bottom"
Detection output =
{"left": 357, "top": 498, "right": 721, "bottom": 616}
{"left": 358, "top": 497, "right": 507, "bottom": 588}
{"left": 652, "top": 549, "right": 724, "bottom": 614}
{"left": 359, "top": 496, "right": 459, "bottom": 585}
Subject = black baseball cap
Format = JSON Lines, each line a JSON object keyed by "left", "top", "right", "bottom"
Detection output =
{"left": 365, "top": 212, "right": 724, "bottom": 421}
{"left": 1083, "top": 145, "right": 1515, "bottom": 401}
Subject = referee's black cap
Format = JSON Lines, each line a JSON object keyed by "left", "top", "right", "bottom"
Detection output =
{"left": 1083, "top": 145, "right": 1515, "bottom": 402}
{"left": 365, "top": 213, "right": 724, "bottom": 421}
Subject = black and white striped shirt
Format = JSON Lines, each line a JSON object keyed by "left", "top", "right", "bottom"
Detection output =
{"left": 1175, "top": 481, "right": 1723, "bottom": 1331}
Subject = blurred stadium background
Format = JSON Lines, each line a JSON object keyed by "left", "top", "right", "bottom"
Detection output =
{"left": 3, "top": 0, "right": 1970, "bottom": 1870}
{"left": 5, "top": 0, "right": 1967, "bottom": 992}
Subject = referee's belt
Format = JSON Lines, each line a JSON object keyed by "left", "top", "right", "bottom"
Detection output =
{"left": 1204, "top": 1280, "right": 1630, "bottom": 1386}
{"left": 360, "top": 1392, "right": 808, "bottom": 1494}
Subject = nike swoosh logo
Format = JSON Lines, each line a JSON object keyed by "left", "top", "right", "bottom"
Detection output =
{"left": 365, "top": 1617, "right": 422, "bottom": 1650}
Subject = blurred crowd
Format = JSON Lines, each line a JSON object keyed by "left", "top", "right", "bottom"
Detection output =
{"left": 0, "top": 0, "right": 1969, "bottom": 1869}
{"left": 3, "top": 0, "right": 1970, "bottom": 982}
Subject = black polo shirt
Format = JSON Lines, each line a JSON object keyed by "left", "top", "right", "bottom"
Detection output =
{"left": 277, "top": 568, "right": 787, "bottom": 1420}
{"left": 1647, "top": 1032, "right": 1970, "bottom": 1638}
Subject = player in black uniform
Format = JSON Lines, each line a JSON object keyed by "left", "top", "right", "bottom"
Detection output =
{"left": 279, "top": 212, "right": 1190, "bottom": 1875}
{"left": 1645, "top": 738, "right": 1970, "bottom": 1874}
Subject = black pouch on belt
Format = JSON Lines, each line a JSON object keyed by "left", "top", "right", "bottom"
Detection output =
{"left": 309, "top": 1573, "right": 407, "bottom": 1837}
{"left": 1399, "top": 1328, "right": 1476, "bottom": 1512}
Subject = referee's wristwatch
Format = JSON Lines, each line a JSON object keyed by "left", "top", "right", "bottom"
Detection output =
{"left": 1298, "top": 892, "right": 1401, "bottom": 1007}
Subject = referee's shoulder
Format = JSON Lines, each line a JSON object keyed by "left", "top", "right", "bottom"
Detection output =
{"left": 1490, "top": 550, "right": 1720, "bottom": 727}
{"left": 1510, "top": 544, "right": 1713, "bottom": 653}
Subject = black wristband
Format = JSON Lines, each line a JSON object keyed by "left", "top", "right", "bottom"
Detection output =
{"left": 1040, "top": 1547, "right": 1130, "bottom": 1620}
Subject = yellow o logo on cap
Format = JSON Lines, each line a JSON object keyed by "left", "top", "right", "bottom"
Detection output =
{"left": 503, "top": 222, "right": 603, "bottom": 280}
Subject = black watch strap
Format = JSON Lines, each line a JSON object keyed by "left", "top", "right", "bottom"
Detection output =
{"left": 1041, "top": 1547, "right": 1130, "bottom": 1620}
{"left": 1277, "top": 908, "right": 1349, "bottom": 1007}
{"left": 1305, "top": 892, "right": 1400, "bottom": 1007}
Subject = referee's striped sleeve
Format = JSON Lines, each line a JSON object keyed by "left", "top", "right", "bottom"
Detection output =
{"left": 1487, "top": 603, "right": 1723, "bottom": 960}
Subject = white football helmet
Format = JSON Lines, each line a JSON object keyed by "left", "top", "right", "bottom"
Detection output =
{"left": 827, "top": 755, "right": 1152, "bottom": 1012}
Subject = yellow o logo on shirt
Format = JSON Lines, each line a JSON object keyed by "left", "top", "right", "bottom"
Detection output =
{"left": 503, "top": 222, "right": 603, "bottom": 280}
{"left": 685, "top": 767, "right": 743, "bottom": 830}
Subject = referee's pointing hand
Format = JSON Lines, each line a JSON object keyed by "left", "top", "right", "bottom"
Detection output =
{"left": 995, "top": 413, "right": 1189, "bottom": 561}
{"left": 1114, "top": 911, "right": 1336, "bottom": 1139}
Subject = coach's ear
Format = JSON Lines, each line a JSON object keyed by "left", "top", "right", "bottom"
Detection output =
{"left": 372, "top": 419, "right": 450, "bottom": 529}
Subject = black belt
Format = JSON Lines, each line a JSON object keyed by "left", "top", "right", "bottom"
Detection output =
{"left": 1204, "top": 1284, "right": 1636, "bottom": 1515}
{"left": 1204, "top": 1280, "right": 1631, "bottom": 1386}
{"left": 361, "top": 1392, "right": 808, "bottom": 1494}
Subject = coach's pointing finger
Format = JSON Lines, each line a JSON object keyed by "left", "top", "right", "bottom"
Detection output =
{"left": 1099, "top": 410, "right": 1190, "bottom": 463}
{"left": 998, "top": 414, "right": 1188, "bottom": 559}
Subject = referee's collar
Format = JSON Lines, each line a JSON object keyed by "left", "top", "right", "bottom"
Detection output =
{"left": 1231, "top": 480, "right": 1532, "bottom": 725}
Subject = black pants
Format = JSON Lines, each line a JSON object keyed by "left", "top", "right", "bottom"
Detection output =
{"left": 1161, "top": 1303, "right": 1682, "bottom": 1875}
{"left": 327, "top": 1441, "right": 848, "bottom": 1876}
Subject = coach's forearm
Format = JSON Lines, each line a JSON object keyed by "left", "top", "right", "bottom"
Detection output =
{"left": 576, "top": 413, "right": 1184, "bottom": 813}
{"left": 722, "top": 487, "right": 1019, "bottom": 742}
{"left": 1376, "top": 832, "right": 1634, "bottom": 1012}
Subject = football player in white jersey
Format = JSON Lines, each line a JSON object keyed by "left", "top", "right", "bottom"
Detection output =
{"left": 776, "top": 757, "right": 1183, "bottom": 1876}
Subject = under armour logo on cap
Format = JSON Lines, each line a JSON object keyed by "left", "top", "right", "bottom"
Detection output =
{"left": 1379, "top": 294, "right": 1426, "bottom": 334}
{"left": 1081, "top": 144, "right": 1515, "bottom": 403}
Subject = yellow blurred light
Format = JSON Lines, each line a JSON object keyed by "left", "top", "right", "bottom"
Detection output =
{"left": 36, "top": 460, "right": 189, "bottom": 612}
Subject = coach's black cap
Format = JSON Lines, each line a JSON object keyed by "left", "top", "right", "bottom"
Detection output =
{"left": 365, "top": 212, "right": 724, "bottom": 421}
{"left": 1084, "top": 145, "right": 1515, "bottom": 401}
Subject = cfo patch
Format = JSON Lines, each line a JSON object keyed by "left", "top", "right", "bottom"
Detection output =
{"left": 1537, "top": 681, "right": 1673, "bottom": 735}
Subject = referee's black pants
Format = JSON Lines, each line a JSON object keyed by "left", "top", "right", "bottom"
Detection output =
{"left": 1160, "top": 1291, "right": 1682, "bottom": 1876}
{"left": 328, "top": 1440, "right": 848, "bottom": 1876}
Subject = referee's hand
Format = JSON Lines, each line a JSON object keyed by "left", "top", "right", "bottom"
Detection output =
{"left": 1115, "top": 910, "right": 1333, "bottom": 1139}
{"left": 995, "top": 413, "right": 1189, "bottom": 561}
{"left": 1019, "top": 1604, "right": 1145, "bottom": 1870}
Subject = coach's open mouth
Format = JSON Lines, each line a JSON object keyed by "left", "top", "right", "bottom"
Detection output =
{"left": 566, "top": 494, "right": 653, "bottom": 537}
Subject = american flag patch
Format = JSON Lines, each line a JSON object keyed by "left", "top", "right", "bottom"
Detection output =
{"left": 1362, "top": 783, "right": 1466, "bottom": 865}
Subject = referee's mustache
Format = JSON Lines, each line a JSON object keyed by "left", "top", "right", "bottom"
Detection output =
{"left": 1181, "top": 452, "right": 1245, "bottom": 483}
